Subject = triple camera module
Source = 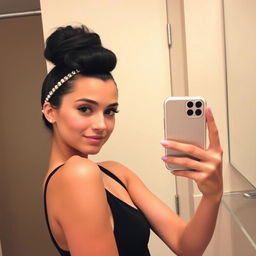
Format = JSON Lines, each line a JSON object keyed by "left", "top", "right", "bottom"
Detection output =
{"left": 186, "top": 100, "right": 203, "bottom": 117}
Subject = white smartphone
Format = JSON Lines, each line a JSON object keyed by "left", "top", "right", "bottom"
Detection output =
{"left": 164, "top": 96, "right": 206, "bottom": 170}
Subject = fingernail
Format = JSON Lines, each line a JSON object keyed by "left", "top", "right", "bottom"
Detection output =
{"left": 161, "top": 156, "right": 168, "bottom": 161}
{"left": 160, "top": 140, "right": 170, "bottom": 146}
{"left": 208, "top": 107, "right": 212, "bottom": 115}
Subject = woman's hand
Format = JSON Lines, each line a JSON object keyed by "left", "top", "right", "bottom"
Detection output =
{"left": 161, "top": 107, "right": 223, "bottom": 201}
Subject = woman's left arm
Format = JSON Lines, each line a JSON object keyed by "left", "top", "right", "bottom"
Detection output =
{"left": 107, "top": 108, "right": 223, "bottom": 255}
{"left": 161, "top": 107, "right": 223, "bottom": 255}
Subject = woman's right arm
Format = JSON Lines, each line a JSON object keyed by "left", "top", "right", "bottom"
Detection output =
{"left": 54, "top": 156, "right": 119, "bottom": 256}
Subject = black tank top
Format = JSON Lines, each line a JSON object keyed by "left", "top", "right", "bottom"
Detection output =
{"left": 43, "top": 165, "right": 151, "bottom": 256}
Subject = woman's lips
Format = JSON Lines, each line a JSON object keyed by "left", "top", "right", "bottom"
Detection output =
{"left": 83, "top": 135, "right": 104, "bottom": 144}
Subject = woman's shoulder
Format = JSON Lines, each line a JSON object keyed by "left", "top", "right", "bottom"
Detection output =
{"left": 48, "top": 156, "right": 103, "bottom": 191}
{"left": 65, "top": 155, "right": 99, "bottom": 171}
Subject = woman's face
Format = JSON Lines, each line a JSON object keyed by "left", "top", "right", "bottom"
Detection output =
{"left": 52, "top": 76, "right": 118, "bottom": 157}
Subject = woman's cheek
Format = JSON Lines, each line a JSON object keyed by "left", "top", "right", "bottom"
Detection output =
{"left": 64, "top": 112, "right": 87, "bottom": 130}
{"left": 108, "top": 119, "right": 115, "bottom": 135}
{"left": 107, "top": 117, "right": 115, "bottom": 129}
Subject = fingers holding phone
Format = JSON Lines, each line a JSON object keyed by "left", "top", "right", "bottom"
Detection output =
{"left": 163, "top": 96, "right": 206, "bottom": 171}
{"left": 162, "top": 97, "right": 223, "bottom": 199}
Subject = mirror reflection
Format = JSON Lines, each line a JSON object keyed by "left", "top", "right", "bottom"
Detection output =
{"left": 224, "top": 0, "right": 256, "bottom": 187}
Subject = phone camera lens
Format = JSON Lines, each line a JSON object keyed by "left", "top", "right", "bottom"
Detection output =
{"left": 195, "top": 109, "right": 202, "bottom": 116}
{"left": 187, "top": 101, "right": 193, "bottom": 108}
{"left": 195, "top": 101, "right": 202, "bottom": 108}
{"left": 187, "top": 109, "right": 194, "bottom": 116}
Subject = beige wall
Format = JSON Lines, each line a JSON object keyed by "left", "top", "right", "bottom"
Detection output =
{"left": 0, "top": 16, "right": 56, "bottom": 255}
{"left": 40, "top": 0, "right": 176, "bottom": 255}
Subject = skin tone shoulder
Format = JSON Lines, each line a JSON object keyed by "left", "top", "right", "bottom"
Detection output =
{"left": 43, "top": 76, "right": 223, "bottom": 256}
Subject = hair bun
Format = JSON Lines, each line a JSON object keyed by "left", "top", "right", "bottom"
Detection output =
{"left": 44, "top": 25, "right": 117, "bottom": 73}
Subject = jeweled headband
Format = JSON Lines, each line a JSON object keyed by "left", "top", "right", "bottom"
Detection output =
{"left": 44, "top": 69, "right": 80, "bottom": 103}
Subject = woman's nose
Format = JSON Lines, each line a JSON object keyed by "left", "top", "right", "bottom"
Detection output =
{"left": 91, "top": 114, "right": 107, "bottom": 130}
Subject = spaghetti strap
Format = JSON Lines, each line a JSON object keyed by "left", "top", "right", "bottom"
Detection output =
{"left": 44, "top": 164, "right": 64, "bottom": 190}
{"left": 43, "top": 164, "right": 70, "bottom": 256}
{"left": 98, "top": 165, "right": 127, "bottom": 190}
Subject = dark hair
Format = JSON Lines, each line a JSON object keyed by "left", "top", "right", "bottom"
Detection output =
{"left": 41, "top": 25, "right": 117, "bottom": 130}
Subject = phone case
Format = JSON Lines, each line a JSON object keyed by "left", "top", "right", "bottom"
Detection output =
{"left": 164, "top": 96, "right": 206, "bottom": 170}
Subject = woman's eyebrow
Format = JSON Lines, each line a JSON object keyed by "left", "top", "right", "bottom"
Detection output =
{"left": 75, "top": 98, "right": 118, "bottom": 107}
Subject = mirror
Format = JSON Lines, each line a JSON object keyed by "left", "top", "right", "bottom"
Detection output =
{"left": 224, "top": 0, "right": 256, "bottom": 187}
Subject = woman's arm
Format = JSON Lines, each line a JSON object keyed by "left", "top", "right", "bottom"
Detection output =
{"left": 108, "top": 107, "right": 223, "bottom": 256}
{"left": 161, "top": 107, "right": 223, "bottom": 255}
{"left": 52, "top": 156, "right": 119, "bottom": 256}
{"left": 176, "top": 195, "right": 221, "bottom": 256}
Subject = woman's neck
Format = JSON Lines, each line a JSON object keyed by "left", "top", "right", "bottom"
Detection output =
{"left": 47, "top": 137, "right": 88, "bottom": 170}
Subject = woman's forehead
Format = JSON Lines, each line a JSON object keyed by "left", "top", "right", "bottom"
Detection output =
{"left": 64, "top": 76, "right": 118, "bottom": 102}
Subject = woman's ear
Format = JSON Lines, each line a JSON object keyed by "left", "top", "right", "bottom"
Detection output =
{"left": 42, "top": 102, "right": 56, "bottom": 124}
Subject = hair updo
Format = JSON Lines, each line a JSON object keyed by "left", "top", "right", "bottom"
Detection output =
{"left": 41, "top": 25, "right": 117, "bottom": 130}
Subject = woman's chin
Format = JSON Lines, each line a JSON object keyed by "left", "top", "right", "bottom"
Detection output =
{"left": 87, "top": 149, "right": 101, "bottom": 155}
{"left": 75, "top": 142, "right": 105, "bottom": 156}
{"left": 85, "top": 146, "right": 103, "bottom": 155}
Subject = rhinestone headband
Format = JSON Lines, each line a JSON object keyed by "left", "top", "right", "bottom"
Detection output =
{"left": 44, "top": 69, "right": 80, "bottom": 103}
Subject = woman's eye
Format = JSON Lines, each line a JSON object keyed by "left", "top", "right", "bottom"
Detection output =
{"left": 105, "top": 108, "right": 119, "bottom": 116}
{"left": 78, "top": 106, "right": 91, "bottom": 113}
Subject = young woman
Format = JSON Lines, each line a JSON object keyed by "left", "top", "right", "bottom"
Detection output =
{"left": 42, "top": 25, "right": 223, "bottom": 256}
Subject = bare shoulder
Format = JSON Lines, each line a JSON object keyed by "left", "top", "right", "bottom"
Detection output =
{"left": 49, "top": 156, "right": 108, "bottom": 219}
{"left": 61, "top": 155, "right": 102, "bottom": 181}
{"left": 47, "top": 155, "right": 103, "bottom": 197}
